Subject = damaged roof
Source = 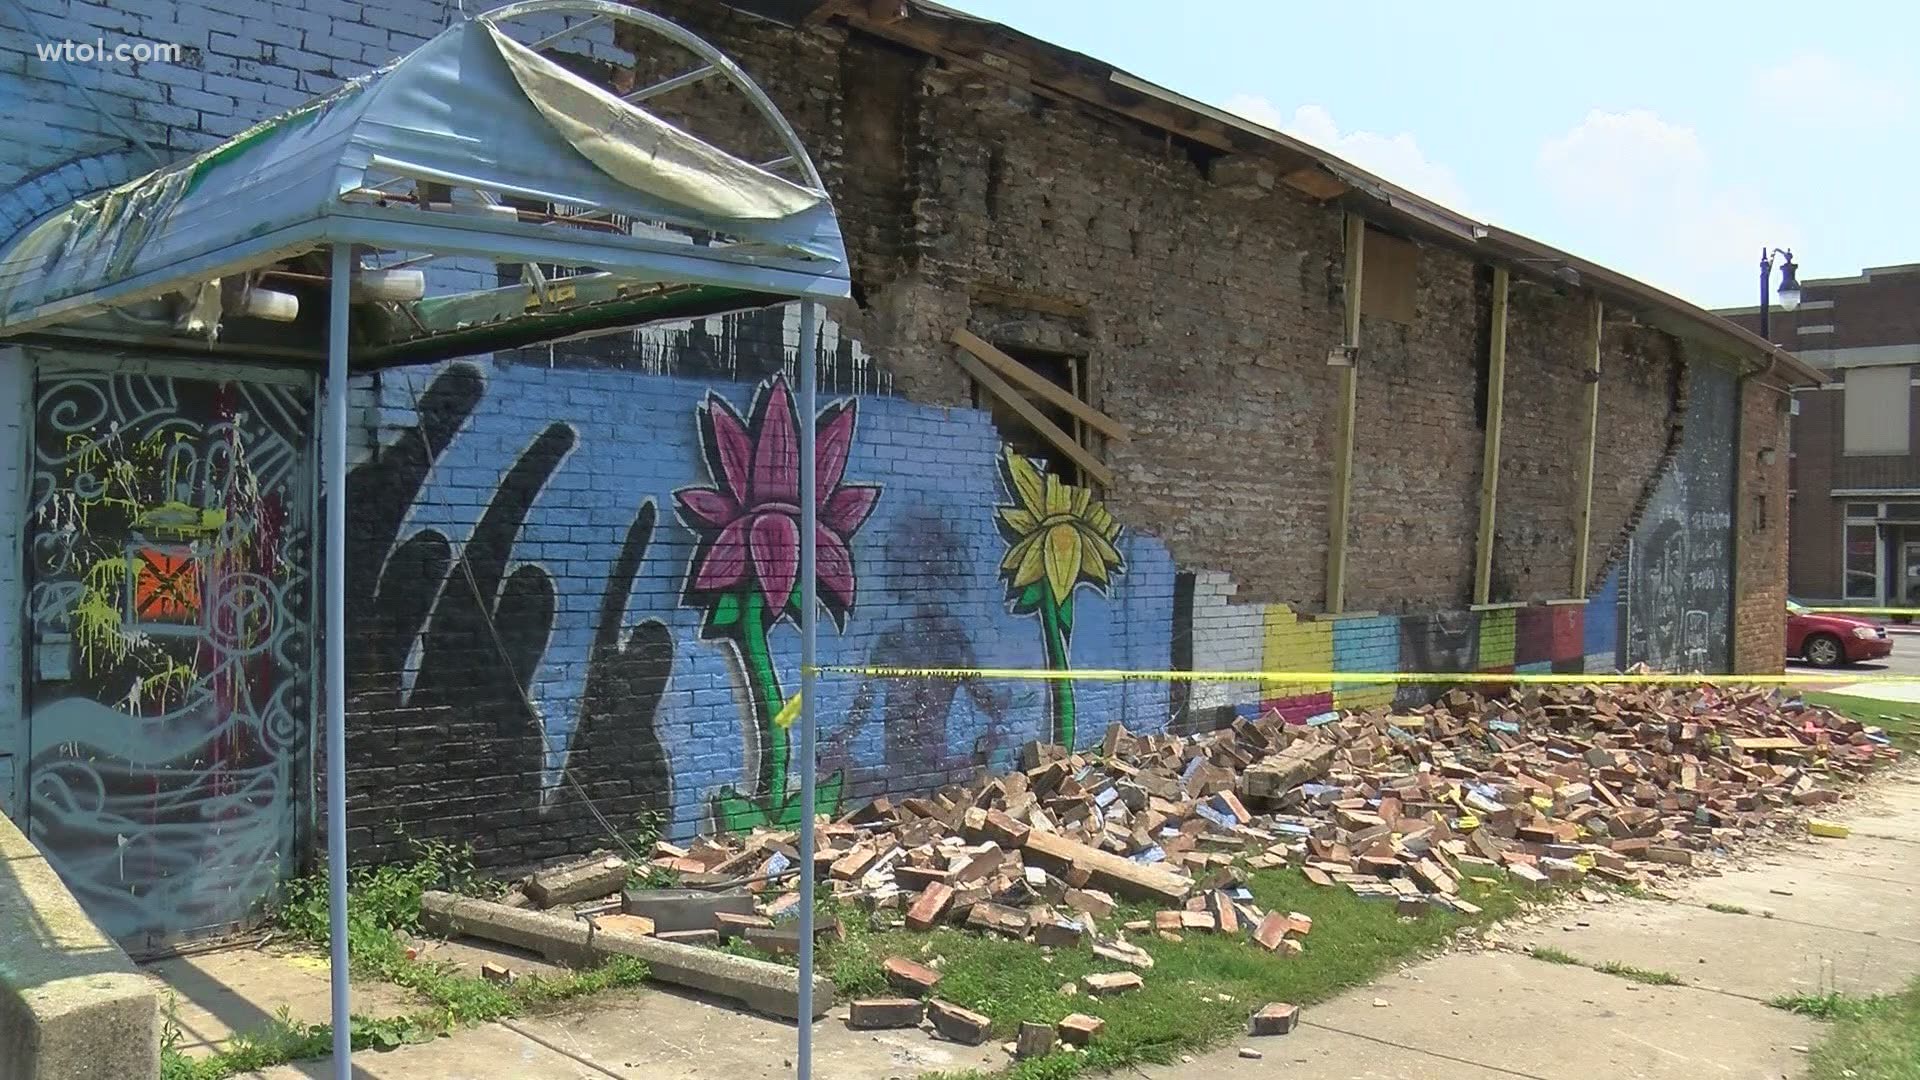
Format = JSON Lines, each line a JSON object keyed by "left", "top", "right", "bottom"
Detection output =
{"left": 795, "top": 0, "right": 1826, "bottom": 386}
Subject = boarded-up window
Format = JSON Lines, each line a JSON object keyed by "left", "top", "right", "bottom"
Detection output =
{"left": 1360, "top": 227, "right": 1418, "bottom": 324}
{"left": 1843, "top": 365, "right": 1911, "bottom": 455}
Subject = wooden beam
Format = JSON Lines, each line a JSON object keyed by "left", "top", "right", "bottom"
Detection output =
{"left": 951, "top": 329, "right": 1131, "bottom": 443}
{"left": 952, "top": 348, "right": 1115, "bottom": 488}
{"left": 1570, "top": 297, "right": 1603, "bottom": 597}
{"left": 1472, "top": 266, "right": 1510, "bottom": 605}
{"left": 1326, "top": 212, "right": 1364, "bottom": 614}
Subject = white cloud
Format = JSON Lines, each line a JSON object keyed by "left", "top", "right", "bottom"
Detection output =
{"left": 1223, "top": 95, "right": 1472, "bottom": 212}
{"left": 1754, "top": 51, "right": 1909, "bottom": 124}
{"left": 1534, "top": 109, "right": 1797, "bottom": 303}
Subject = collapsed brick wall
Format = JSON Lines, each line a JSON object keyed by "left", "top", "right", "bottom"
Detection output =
{"left": 0, "top": 0, "right": 1772, "bottom": 879}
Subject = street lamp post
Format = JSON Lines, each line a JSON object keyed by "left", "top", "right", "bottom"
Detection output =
{"left": 1759, "top": 247, "right": 1802, "bottom": 340}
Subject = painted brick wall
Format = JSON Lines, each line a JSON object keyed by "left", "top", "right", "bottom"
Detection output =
{"left": 342, "top": 309, "right": 1616, "bottom": 864}
{"left": 0, "top": 348, "right": 26, "bottom": 815}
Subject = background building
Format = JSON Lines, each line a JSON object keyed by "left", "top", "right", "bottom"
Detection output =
{"left": 1721, "top": 264, "right": 1920, "bottom": 608}
{"left": 1, "top": 0, "right": 1810, "bottom": 950}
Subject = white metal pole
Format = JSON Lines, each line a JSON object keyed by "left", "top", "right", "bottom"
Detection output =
{"left": 795, "top": 300, "right": 819, "bottom": 1079}
{"left": 325, "top": 243, "right": 353, "bottom": 1078}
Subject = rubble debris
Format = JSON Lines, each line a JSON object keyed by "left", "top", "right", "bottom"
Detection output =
{"left": 928, "top": 998, "right": 994, "bottom": 1045}
{"left": 604, "top": 682, "right": 1892, "bottom": 1014}
{"left": 1808, "top": 820, "right": 1850, "bottom": 839}
{"left": 1057, "top": 1013, "right": 1105, "bottom": 1046}
{"left": 882, "top": 956, "right": 942, "bottom": 996}
{"left": 1016, "top": 1020, "right": 1056, "bottom": 1059}
{"left": 1083, "top": 971, "right": 1143, "bottom": 995}
{"left": 1250, "top": 1002, "right": 1300, "bottom": 1036}
{"left": 524, "top": 855, "right": 628, "bottom": 908}
{"left": 480, "top": 961, "right": 512, "bottom": 984}
{"left": 622, "top": 888, "right": 755, "bottom": 933}
{"left": 848, "top": 998, "right": 925, "bottom": 1029}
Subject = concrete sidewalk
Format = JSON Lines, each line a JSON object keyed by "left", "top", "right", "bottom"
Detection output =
{"left": 1152, "top": 770, "right": 1920, "bottom": 1080}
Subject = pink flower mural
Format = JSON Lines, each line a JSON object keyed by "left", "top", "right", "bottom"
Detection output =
{"left": 676, "top": 376, "right": 879, "bottom": 830}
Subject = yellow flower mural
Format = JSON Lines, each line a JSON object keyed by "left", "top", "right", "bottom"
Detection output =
{"left": 995, "top": 448, "right": 1125, "bottom": 747}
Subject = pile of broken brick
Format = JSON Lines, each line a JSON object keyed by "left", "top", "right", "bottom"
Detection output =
{"left": 505, "top": 683, "right": 1897, "bottom": 1056}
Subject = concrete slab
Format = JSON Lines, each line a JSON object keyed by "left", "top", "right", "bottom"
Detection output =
{"left": 1681, "top": 844, "right": 1920, "bottom": 941}
{"left": 144, "top": 947, "right": 425, "bottom": 1057}
{"left": 247, "top": 1018, "right": 610, "bottom": 1080}
{"left": 1513, "top": 894, "right": 1920, "bottom": 998}
{"left": 1146, "top": 950, "right": 1820, "bottom": 1080}
{"left": 507, "top": 987, "right": 1007, "bottom": 1080}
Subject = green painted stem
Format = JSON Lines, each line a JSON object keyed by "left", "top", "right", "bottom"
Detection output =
{"left": 737, "top": 589, "right": 786, "bottom": 803}
{"left": 1040, "top": 592, "right": 1076, "bottom": 747}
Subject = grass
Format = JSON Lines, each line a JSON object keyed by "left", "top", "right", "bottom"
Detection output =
{"left": 1773, "top": 980, "right": 1920, "bottom": 1080}
{"left": 1523, "top": 946, "right": 1683, "bottom": 987}
{"left": 1798, "top": 691, "right": 1920, "bottom": 751}
{"left": 812, "top": 865, "right": 1533, "bottom": 1080}
{"left": 1528, "top": 945, "right": 1581, "bottom": 965}
{"left": 159, "top": 842, "right": 649, "bottom": 1080}
{"left": 1705, "top": 901, "right": 1751, "bottom": 916}
{"left": 1592, "top": 961, "right": 1684, "bottom": 987}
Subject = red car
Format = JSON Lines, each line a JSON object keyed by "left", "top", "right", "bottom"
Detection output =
{"left": 1787, "top": 600, "right": 1892, "bottom": 667}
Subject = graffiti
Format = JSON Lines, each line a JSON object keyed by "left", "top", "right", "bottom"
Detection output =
{"left": 994, "top": 449, "right": 1125, "bottom": 748}
{"left": 1621, "top": 362, "right": 1735, "bottom": 672}
{"left": 25, "top": 368, "right": 310, "bottom": 948}
{"left": 346, "top": 364, "right": 676, "bottom": 838}
{"left": 1395, "top": 611, "right": 1478, "bottom": 707}
{"left": 676, "top": 376, "right": 879, "bottom": 830}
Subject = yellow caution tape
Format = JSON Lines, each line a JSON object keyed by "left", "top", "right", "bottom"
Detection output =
{"left": 811, "top": 665, "right": 1915, "bottom": 685}
{"left": 1455, "top": 813, "right": 1480, "bottom": 831}
{"left": 1529, "top": 795, "right": 1554, "bottom": 812}
{"left": 773, "top": 692, "right": 802, "bottom": 729}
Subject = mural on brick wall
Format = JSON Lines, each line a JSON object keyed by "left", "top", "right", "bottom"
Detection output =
{"left": 337, "top": 309, "right": 1745, "bottom": 860}
{"left": 675, "top": 376, "right": 879, "bottom": 831}
{"left": 1620, "top": 361, "right": 1735, "bottom": 671}
{"left": 994, "top": 448, "right": 1126, "bottom": 747}
{"left": 24, "top": 365, "right": 312, "bottom": 946}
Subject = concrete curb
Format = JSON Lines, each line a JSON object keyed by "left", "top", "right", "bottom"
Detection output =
{"left": 419, "top": 892, "right": 833, "bottom": 1021}
{"left": 0, "top": 813, "right": 157, "bottom": 1080}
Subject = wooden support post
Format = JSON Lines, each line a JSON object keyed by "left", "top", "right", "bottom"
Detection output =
{"left": 1326, "top": 213, "right": 1364, "bottom": 613}
{"left": 1570, "top": 297, "right": 1602, "bottom": 597}
{"left": 1472, "top": 267, "right": 1510, "bottom": 606}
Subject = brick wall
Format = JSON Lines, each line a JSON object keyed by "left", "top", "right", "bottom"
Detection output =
{"left": 1, "top": 1, "right": 1768, "bottom": 880}
{"left": 1735, "top": 374, "right": 1792, "bottom": 671}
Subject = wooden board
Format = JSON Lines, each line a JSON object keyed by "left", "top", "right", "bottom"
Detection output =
{"left": 952, "top": 348, "right": 1115, "bottom": 487}
{"left": 1020, "top": 829, "right": 1189, "bottom": 905}
{"left": 1473, "top": 266, "right": 1510, "bottom": 605}
{"left": 951, "top": 329, "right": 1131, "bottom": 442}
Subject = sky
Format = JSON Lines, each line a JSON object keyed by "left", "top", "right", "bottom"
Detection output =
{"left": 940, "top": 0, "right": 1920, "bottom": 310}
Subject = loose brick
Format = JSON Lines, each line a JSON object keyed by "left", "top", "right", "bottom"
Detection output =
{"left": 928, "top": 999, "right": 993, "bottom": 1045}
{"left": 906, "top": 882, "right": 955, "bottom": 931}
{"left": 1249, "top": 1002, "right": 1300, "bottom": 1036}
{"left": 1057, "top": 1013, "right": 1105, "bottom": 1046}
{"left": 1084, "top": 972, "right": 1143, "bottom": 995}
{"left": 848, "top": 998, "right": 925, "bottom": 1030}
{"left": 881, "top": 956, "right": 942, "bottom": 996}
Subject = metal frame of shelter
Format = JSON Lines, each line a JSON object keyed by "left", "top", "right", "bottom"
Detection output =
{"left": 0, "top": 3, "right": 845, "bottom": 1075}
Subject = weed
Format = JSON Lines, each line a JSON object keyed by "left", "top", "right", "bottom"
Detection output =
{"left": 1528, "top": 945, "right": 1581, "bottom": 965}
{"left": 1705, "top": 901, "right": 1750, "bottom": 916}
{"left": 154, "top": 844, "right": 649, "bottom": 1080}
{"left": 1771, "top": 991, "right": 1898, "bottom": 1022}
{"left": 1593, "top": 961, "right": 1683, "bottom": 986}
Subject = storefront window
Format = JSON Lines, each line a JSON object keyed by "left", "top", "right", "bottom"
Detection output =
{"left": 1846, "top": 524, "right": 1880, "bottom": 598}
